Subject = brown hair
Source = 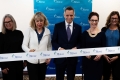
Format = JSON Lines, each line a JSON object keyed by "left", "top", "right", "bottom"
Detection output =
{"left": 88, "top": 12, "right": 99, "bottom": 20}
{"left": 105, "top": 11, "right": 120, "bottom": 27}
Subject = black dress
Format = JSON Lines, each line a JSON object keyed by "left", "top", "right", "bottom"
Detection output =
{"left": 0, "top": 29, "right": 24, "bottom": 80}
{"left": 82, "top": 31, "right": 106, "bottom": 80}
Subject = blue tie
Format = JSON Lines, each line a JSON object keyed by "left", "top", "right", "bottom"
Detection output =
{"left": 67, "top": 25, "right": 71, "bottom": 41}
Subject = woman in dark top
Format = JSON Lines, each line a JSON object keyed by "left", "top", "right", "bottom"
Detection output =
{"left": 82, "top": 12, "right": 106, "bottom": 80}
{"left": 0, "top": 33, "right": 4, "bottom": 67}
{"left": 102, "top": 11, "right": 120, "bottom": 80}
{"left": 0, "top": 14, "right": 24, "bottom": 80}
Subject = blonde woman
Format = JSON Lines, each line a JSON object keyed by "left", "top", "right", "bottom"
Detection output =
{"left": 22, "top": 12, "right": 52, "bottom": 80}
{"left": 1, "top": 14, "right": 24, "bottom": 80}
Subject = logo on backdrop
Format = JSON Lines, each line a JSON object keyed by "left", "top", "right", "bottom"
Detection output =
{"left": 36, "top": 0, "right": 45, "bottom": 3}
{"left": 74, "top": 15, "right": 80, "bottom": 18}
{"left": 71, "top": 0, "right": 80, "bottom": 3}
{"left": 46, "top": 7, "right": 55, "bottom": 11}
{"left": 54, "top": 0, "right": 63, "bottom": 3}
{"left": 54, "top": 14, "right": 63, "bottom": 18}
{"left": 88, "top": 0, "right": 92, "bottom": 3}
{"left": 63, "top": 7, "right": 66, "bottom": 10}
{"left": 80, "top": 22, "right": 89, "bottom": 26}
{"left": 80, "top": 7, "right": 89, "bottom": 11}
{"left": 49, "top": 23, "right": 55, "bottom": 26}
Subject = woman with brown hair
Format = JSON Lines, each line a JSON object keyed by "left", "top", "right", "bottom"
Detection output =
{"left": 102, "top": 11, "right": 120, "bottom": 80}
{"left": 82, "top": 12, "right": 106, "bottom": 80}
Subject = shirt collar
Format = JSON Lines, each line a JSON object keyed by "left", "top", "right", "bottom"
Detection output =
{"left": 65, "top": 20, "right": 73, "bottom": 27}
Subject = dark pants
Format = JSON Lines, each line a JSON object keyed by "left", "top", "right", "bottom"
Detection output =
{"left": 103, "top": 59, "right": 120, "bottom": 80}
{"left": 55, "top": 60, "right": 76, "bottom": 80}
{"left": 2, "top": 64, "right": 23, "bottom": 80}
{"left": 83, "top": 57, "right": 103, "bottom": 80}
{"left": 27, "top": 61, "right": 47, "bottom": 80}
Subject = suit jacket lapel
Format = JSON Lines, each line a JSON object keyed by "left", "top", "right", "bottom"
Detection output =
{"left": 69, "top": 23, "right": 76, "bottom": 42}
{"left": 61, "top": 22, "right": 68, "bottom": 42}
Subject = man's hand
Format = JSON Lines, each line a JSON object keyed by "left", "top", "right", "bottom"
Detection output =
{"left": 72, "top": 47, "right": 77, "bottom": 50}
{"left": 59, "top": 48, "right": 65, "bottom": 50}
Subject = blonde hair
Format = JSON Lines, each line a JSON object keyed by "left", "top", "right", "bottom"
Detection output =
{"left": 1, "top": 14, "right": 17, "bottom": 34}
{"left": 30, "top": 12, "right": 49, "bottom": 29}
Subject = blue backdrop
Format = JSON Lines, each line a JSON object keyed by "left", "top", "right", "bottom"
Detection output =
{"left": 34, "top": 0, "right": 92, "bottom": 75}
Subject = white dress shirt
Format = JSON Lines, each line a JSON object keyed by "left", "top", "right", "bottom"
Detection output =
{"left": 65, "top": 20, "right": 73, "bottom": 33}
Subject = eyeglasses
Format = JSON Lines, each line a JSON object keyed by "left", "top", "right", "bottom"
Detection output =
{"left": 90, "top": 20, "right": 98, "bottom": 23}
{"left": 4, "top": 20, "right": 12, "bottom": 24}
{"left": 111, "top": 18, "right": 118, "bottom": 20}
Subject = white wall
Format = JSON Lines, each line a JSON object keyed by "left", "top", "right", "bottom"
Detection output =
{"left": 92, "top": 0, "right": 120, "bottom": 29}
{"left": 0, "top": 0, "right": 34, "bottom": 32}
{"left": 0, "top": 0, "right": 120, "bottom": 32}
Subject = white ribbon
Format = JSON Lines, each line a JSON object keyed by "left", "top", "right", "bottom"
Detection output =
{"left": 0, "top": 46, "right": 120, "bottom": 62}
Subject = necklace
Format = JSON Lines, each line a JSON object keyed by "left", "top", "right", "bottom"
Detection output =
{"left": 87, "top": 29, "right": 100, "bottom": 37}
{"left": 89, "top": 29, "right": 95, "bottom": 35}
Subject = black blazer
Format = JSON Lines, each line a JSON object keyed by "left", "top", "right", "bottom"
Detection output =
{"left": 101, "top": 27, "right": 120, "bottom": 58}
{"left": 52, "top": 21, "right": 82, "bottom": 64}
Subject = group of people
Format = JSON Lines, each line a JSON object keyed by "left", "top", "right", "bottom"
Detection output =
{"left": 0, "top": 6, "right": 120, "bottom": 80}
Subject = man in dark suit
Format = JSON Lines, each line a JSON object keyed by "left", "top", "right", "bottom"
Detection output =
{"left": 52, "top": 6, "right": 82, "bottom": 80}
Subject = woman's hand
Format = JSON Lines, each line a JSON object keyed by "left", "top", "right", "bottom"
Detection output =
{"left": 103, "top": 55, "right": 111, "bottom": 63}
{"left": 29, "top": 49, "right": 35, "bottom": 52}
{"left": 110, "top": 56, "right": 118, "bottom": 62}
{"left": 94, "top": 55, "right": 102, "bottom": 61}
{"left": 2, "top": 68, "right": 9, "bottom": 74}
